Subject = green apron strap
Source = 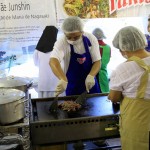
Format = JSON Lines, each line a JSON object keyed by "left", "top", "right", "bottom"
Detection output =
{"left": 128, "top": 56, "right": 150, "bottom": 99}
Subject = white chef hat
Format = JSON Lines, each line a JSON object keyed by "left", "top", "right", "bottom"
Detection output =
{"left": 61, "top": 16, "right": 84, "bottom": 33}
{"left": 92, "top": 28, "right": 106, "bottom": 40}
{"left": 112, "top": 26, "right": 147, "bottom": 51}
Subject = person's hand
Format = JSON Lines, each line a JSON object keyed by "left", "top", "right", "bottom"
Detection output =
{"left": 55, "top": 79, "right": 68, "bottom": 96}
{"left": 85, "top": 75, "right": 95, "bottom": 93}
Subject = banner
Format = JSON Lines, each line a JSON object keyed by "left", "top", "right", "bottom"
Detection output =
{"left": 56, "top": 0, "right": 111, "bottom": 20}
{"left": 56, "top": 0, "right": 150, "bottom": 20}
{"left": 110, "top": 0, "right": 150, "bottom": 17}
{"left": 0, "top": 0, "right": 56, "bottom": 70}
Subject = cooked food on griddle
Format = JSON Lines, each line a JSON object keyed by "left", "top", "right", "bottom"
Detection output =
{"left": 59, "top": 101, "right": 81, "bottom": 112}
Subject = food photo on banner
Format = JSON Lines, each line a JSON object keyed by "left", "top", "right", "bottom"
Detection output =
{"left": 56, "top": 0, "right": 114, "bottom": 20}
{"left": 56, "top": 0, "right": 150, "bottom": 20}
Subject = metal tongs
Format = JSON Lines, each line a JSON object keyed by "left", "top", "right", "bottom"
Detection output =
{"left": 75, "top": 91, "right": 87, "bottom": 106}
{"left": 49, "top": 96, "right": 58, "bottom": 113}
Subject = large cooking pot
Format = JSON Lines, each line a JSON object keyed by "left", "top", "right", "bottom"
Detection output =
{"left": 0, "top": 89, "right": 26, "bottom": 125}
{"left": 0, "top": 76, "right": 33, "bottom": 97}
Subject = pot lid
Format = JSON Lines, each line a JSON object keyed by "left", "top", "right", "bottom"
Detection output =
{"left": 0, "top": 89, "right": 25, "bottom": 104}
{"left": 0, "top": 76, "right": 33, "bottom": 88}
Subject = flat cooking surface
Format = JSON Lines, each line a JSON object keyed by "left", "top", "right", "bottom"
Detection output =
{"left": 34, "top": 95, "right": 120, "bottom": 121}
{"left": 30, "top": 94, "right": 120, "bottom": 145}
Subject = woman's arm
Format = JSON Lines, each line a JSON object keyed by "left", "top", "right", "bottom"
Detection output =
{"left": 89, "top": 60, "right": 101, "bottom": 76}
{"left": 108, "top": 90, "right": 123, "bottom": 103}
{"left": 49, "top": 57, "right": 68, "bottom": 82}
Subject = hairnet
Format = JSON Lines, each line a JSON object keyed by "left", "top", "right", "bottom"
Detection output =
{"left": 112, "top": 26, "right": 147, "bottom": 51}
{"left": 61, "top": 16, "right": 84, "bottom": 33}
{"left": 92, "top": 28, "right": 106, "bottom": 40}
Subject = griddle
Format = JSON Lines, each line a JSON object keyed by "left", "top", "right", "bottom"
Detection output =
{"left": 30, "top": 93, "right": 120, "bottom": 145}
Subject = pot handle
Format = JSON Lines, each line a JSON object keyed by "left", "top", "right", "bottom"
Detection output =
{"left": 0, "top": 133, "right": 24, "bottom": 145}
{"left": 14, "top": 99, "right": 28, "bottom": 113}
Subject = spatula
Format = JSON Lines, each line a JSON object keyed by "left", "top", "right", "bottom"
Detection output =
{"left": 49, "top": 96, "right": 58, "bottom": 113}
{"left": 75, "top": 91, "right": 87, "bottom": 106}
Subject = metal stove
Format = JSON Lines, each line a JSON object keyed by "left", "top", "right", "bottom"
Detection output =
{"left": 30, "top": 93, "right": 120, "bottom": 146}
{"left": 0, "top": 100, "right": 30, "bottom": 150}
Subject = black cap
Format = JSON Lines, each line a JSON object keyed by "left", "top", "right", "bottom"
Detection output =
{"left": 36, "top": 26, "right": 58, "bottom": 53}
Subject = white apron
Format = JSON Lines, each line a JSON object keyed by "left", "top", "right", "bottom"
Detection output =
{"left": 33, "top": 50, "right": 62, "bottom": 98}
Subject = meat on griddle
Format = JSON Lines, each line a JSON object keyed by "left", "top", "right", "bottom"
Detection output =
{"left": 58, "top": 101, "right": 81, "bottom": 112}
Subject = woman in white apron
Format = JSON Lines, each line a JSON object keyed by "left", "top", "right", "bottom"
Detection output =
{"left": 33, "top": 26, "right": 60, "bottom": 98}
{"left": 108, "top": 26, "right": 150, "bottom": 150}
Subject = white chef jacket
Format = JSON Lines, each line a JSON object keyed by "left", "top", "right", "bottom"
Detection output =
{"left": 33, "top": 50, "right": 62, "bottom": 97}
{"left": 50, "top": 32, "right": 101, "bottom": 74}
{"left": 109, "top": 56, "right": 150, "bottom": 99}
